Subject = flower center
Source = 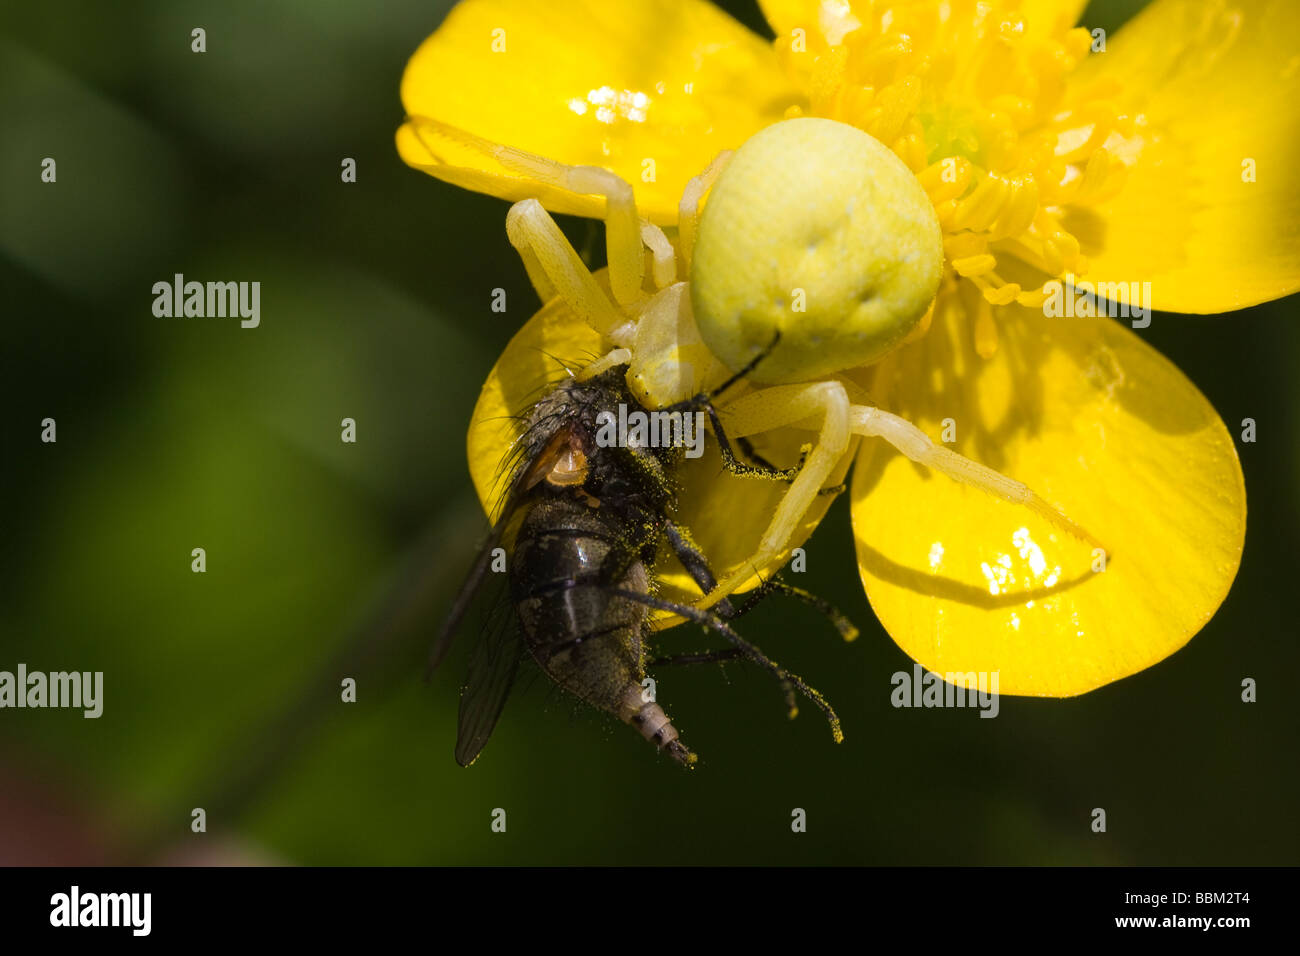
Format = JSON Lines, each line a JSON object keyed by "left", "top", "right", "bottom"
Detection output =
{"left": 774, "top": 0, "right": 1131, "bottom": 356}
{"left": 916, "top": 103, "right": 985, "bottom": 166}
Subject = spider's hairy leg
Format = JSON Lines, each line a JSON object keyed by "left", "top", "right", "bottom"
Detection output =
{"left": 640, "top": 221, "right": 676, "bottom": 291}
{"left": 677, "top": 149, "right": 732, "bottom": 277}
{"left": 696, "top": 381, "right": 855, "bottom": 610}
{"left": 504, "top": 199, "right": 628, "bottom": 340}
{"left": 402, "top": 117, "right": 636, "bottom": 326}
{"left": 495, "top": 147, "right": 646, "bottom": 308}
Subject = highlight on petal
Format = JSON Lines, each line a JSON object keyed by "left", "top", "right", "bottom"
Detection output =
{"left": 1064, "top": 0, "right": 1300, "bottom": 312}
{"left": 467, "top": 282, "right": 851, "bottom": 608}
{"left": 398, "top": 0, "right": 801, "bottom": 224}
{"left": 757, "top": 0, "right": 861, "bottom": 49}
{"left": 850, "top": 290, "right": 1245, "bottom": 696}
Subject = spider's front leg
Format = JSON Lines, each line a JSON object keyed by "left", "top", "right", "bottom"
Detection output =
{"left": 849, "top": 405, "right": 1103, "bottom": 549}
{"left": 693, "top": 383, "right": 1106, "bottom": 612}
{"left": 676, "top": 150, "right": 732, "bottom": 277}
{"left": 496, "top": 146, "right": 667, "bottom": 309}
{"left": 694, "top": 381, "right": 856, "bottom": 610}
{"left": 407, "top": 118, "right": 665, "bottom": 342}
{"left": 504, "top": 198, "right": 626, "bottom": 338}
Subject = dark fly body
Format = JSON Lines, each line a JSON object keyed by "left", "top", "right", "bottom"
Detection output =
{"left": 433, "top": 355, "right": 854, "bottom": 768}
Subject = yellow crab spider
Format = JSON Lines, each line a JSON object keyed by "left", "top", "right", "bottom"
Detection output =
{"left": 415, "top": 115, "right": 1101, "bottom": 610}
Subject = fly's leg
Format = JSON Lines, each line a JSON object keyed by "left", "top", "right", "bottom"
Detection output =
{"left": 664, "top": 332, "right": 837, "bottom": 489}
{"left": 663, "top": 520, "right": 736, "bottom": 618}
{"left": 695, "top": 398, "right": 806, "bottom": 483}
{"left": 729, "top": 579, "right": 859, "bottom": 642}
{"left": 663, "top": 519, "right": 856, "bottom": 642}
{"left": 536, "top": 572, "right": 848, "bottom": 741}
{"left": 612, "top": 588, "right": 843, "bottom": 743}
{"left": 735, "top": 436, "right": 787, "bottom": 474}
{"left": 649, "top": 649, "right": 745, "bottom": 667}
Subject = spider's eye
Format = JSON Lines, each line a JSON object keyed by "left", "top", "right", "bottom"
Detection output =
{"left": 689, "top": 117, "right": 943, "bottom": 384}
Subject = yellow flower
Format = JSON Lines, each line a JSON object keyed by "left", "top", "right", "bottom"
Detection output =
{"left": 396, "top": 0, "right": 1298, "bottom": 696}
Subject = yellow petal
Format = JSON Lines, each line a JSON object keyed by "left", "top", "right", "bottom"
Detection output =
{"left": 1063, "top": 0, "right": 1300, "bottom": 312}
{"left": 398, "top": 0, "right": 801, "bottom": 224}
{"left": 468, "top": 281, "right": 851, "bottom": 607}
{"left": 851, "top": 291, "right": 1245, "bottom": 696}
{"left": 759, "top": 1, "right": 1087, "bottom": 42}
{"left": 757, "top": 0, "right": 858, "bottom": 46}
{"left": 1017, "top": 0, "right": 1090, "bottom": 34}
{"left": 465, "top": 297, "right": 603, "bottom": 522}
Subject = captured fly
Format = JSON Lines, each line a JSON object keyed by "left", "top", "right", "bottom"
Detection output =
{"left": 431, "top": 353, "right": 855, "bottom": 768}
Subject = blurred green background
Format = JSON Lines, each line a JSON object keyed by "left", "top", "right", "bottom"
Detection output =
{"left": 1, "top": 0, "right": 1296, "bottom": 865}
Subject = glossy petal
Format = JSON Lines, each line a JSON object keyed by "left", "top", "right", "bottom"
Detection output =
{"left": 851, "top": 291, "right": 1245, "bottom": 696}
{"left": 398, "top": 0, "right": 801, "bottom": 224}
{"left": 1064, "top": 0, "right": 1300, "bottom": 312}
{"left": 756, "top": 0, "right": 860, "bottom": 46}
{"left": 468, "top": 283, "right": 851, "bottom": 606}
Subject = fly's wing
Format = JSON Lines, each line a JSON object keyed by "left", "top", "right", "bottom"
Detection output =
{"left": 433, "top": 491, "right": 534, "bottom": 767}
{"left": 436, "top": 402, "right": 575, "bottom": 764}
{"left": 428, "top": 524, "right": 503, "bottom": 673}
{"left": 429, "top": 420, "right": 546, "bottom": 671}
{"left": 431, "top": 523, "right": 526, "bottom": 768}
{"left": 454, "top": 580, "right": 523, "bottom": 767}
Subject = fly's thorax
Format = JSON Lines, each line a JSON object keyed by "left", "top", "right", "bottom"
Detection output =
{"left": 584, "top": 440, "right": 675, "bottom": 517}
{"left": 511, "top": 368, "right": 676, "bottom": 513}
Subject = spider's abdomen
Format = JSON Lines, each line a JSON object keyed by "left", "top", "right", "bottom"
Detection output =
{"left": 690, "top": 117, "right": 943, "bottom": 383}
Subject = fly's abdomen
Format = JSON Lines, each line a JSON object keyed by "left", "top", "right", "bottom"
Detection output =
{"left": 511, "top": 498, "right": 696, "bottom": 766}
{"left": 511, "top": 500, "right": 647, "bottom": 715}
{"left": 619, "top": 685, "right": 697, "bottom": 767}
